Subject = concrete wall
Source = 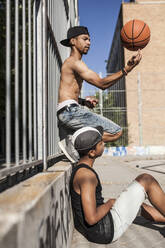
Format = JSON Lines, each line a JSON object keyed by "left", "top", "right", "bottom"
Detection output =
{"left": 0, "top": 162, "right": 73, "bottom": 248}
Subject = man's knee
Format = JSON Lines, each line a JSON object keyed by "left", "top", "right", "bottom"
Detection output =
{"left": 102, "top": 129, "right": 123, "bottom": 142}
{"left": 135, "top": 173, "right": 156, "bottom": 191}
{"left": 113, "top": 129, "right": 123, "bottom": 139}
{"left": 117, "top": 129, "right": 122, "bottom": 137}
{"left": 111, "top": 129, "right": 122, "bottom": 137}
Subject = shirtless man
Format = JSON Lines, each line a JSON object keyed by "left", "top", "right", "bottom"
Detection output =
{"left": 57, "top": 26, "right": 142, "bottom": 162}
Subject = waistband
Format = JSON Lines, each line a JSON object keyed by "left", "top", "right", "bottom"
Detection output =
{"left": 57, "top": 99, "right": 78, "bottom": 112}
{"left": 57, "top": 103, "right": 79, "bottom": 116}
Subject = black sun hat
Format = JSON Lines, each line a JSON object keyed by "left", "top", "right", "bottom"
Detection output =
{"left": 60, "top": 26, "right": 90, "bottom": 47}
{"left": 72, "top": 126, "right": 103, "bottom": 152}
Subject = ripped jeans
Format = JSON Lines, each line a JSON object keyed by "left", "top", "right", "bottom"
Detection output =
{"left": 57, "top": 104, "right": 121, "bottom": 140}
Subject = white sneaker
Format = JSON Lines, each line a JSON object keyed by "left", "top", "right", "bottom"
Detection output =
{"left": 58, "top": 135, "right": 79, "bottom": 163}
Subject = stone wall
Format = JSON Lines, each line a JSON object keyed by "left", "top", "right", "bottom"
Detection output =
{"left": 0, "top": 162, "right": 73, "bottom": 248}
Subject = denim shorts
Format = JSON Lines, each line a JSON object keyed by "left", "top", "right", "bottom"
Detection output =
{"left": 57, "top": 104, "right": 121, "bottom": 140}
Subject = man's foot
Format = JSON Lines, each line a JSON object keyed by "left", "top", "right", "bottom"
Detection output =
{"left": 58, "top": 135, "right": 79, "bottom": 163}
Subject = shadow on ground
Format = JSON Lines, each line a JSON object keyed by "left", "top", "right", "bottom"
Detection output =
{"left": 133, "top": 215, "right": 165, "bottom": 238}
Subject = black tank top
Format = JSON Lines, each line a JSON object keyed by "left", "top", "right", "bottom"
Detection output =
{"left": 70, "top": 163, "right": 114, "bottom": 244}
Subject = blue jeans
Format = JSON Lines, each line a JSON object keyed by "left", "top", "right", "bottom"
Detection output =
{"left": 57, "top": 105, "right": 122, "bottom": 140}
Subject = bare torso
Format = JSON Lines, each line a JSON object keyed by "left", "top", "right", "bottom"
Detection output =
{"left": 58, "top": 56, "right": 83, "bottom": 103}
{"left": 58, "top": 35, "right": 142, "bottom": 104}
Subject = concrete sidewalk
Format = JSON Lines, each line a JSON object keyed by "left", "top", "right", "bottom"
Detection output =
{"left": 71, "top": 156, "right": 165, "bottom": 248}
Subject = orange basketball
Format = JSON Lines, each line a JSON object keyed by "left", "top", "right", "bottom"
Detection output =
{"left": 120, "top": 19, "right": 150, "bottom": 51}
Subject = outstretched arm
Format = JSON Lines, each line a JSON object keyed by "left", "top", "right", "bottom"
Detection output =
{"left": 73, "top": 50, "right": 142, "bottom": 90}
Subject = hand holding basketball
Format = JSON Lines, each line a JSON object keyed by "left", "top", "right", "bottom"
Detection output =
{"left": 125, "top": 49, "right": 142, "bottom": 73}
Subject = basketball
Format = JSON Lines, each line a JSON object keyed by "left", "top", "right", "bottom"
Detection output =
{"left": 120, "top": 19, "right": 150, "bottom": 51}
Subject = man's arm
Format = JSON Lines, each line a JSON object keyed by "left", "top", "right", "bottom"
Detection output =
{"left": 78, "top": 171, "right": 115, "bottom": 225}
{"left": 73, "top": 50, "right": 142, "bottom": 90}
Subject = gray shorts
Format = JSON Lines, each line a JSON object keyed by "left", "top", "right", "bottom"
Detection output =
{"left": 57, "top": 104, "right": 122, "bottom": 140}
{"left": 110, "top": 180, "right": 146, "bottom": 242}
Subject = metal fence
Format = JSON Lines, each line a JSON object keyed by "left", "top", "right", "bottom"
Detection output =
{"left": 82, "top": 71, "right": 165, "bottom": 147}
{"left": 0, "top": 0, "right": 78, "bottom": 186}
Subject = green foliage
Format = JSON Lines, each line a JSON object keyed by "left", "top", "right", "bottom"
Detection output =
{"left": 0, "top": 0, "right": 32, "bottom": 157}
{"left": 0, "top": 0, "right": 32, "bottom": 116}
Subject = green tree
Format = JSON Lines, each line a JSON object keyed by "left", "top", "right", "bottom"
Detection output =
{"left": 0, "top": 0, "right": 32, "bottom": 159}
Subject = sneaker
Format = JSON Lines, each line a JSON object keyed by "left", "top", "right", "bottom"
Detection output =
{"left": 58, "top": 135, "right": 80, "bottom": 163}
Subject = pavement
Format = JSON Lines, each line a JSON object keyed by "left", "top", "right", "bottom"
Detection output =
{"left": 71, "top": 156, "right": 165, "bottom": 248}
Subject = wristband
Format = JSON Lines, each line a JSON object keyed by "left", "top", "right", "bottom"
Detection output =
{"left": 78, "top": 98, "right": 86, "bottom": 106}
{"left": 121, "top": 68, "right": 128, "bottom": 76}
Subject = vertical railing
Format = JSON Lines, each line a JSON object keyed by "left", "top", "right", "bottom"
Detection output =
{"left": 33, "top": 0, "right": 37, "bottom": 161}
{"left": 22, "top": 0, "right": 27, "bottom": 163}
{"left": 6, "top": 0, "right": 11, "bottom": 166}
{"left": 1, "top": 0, "right": 79, "bottom": 179}
{"left": 15, "top": 0, "right": 19, "bottom": 165}
{"left": 28, "top": 0, "right": 32, "bottom": 162}
{"left": 47, "top": 0, "right": 63, "bottom": 158}
{"left": 36, "top": 0, "right": 43, "bottom": 160}
{"left": 42, "top": 0, "right": 48, "bottom": 170}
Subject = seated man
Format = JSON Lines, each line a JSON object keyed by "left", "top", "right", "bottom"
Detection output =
{"left": 57, "top": 26, "right": 142, "bottom": 162}
{"left": 69, "top": 126, "right": 165, "bottom": 244}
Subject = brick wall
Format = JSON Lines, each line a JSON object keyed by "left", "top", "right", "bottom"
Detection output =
{"left": 122, "top": 2, "right": 165, "bottom": 145}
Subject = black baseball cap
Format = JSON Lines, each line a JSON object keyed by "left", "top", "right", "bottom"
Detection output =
{"left": 60, "top": 26, "right": 90, "bottom": 47}
{"left": 72, "top": 126, "right": 103, "bottom": 151}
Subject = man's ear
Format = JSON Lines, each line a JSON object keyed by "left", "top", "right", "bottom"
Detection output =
{"left": 70, "top": 37, "right": 76, "bottom": 46}
{"left": 88, "top": 149, "right": 96, "bottom": 158}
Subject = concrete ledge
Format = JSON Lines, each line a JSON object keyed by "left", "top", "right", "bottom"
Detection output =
{"left": 0, "top": 161, "right": 73, "bottom": 248}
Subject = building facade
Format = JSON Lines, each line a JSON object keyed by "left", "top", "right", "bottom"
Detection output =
{"left": 107, "top": 0, "right": 165, "bottom": 146}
